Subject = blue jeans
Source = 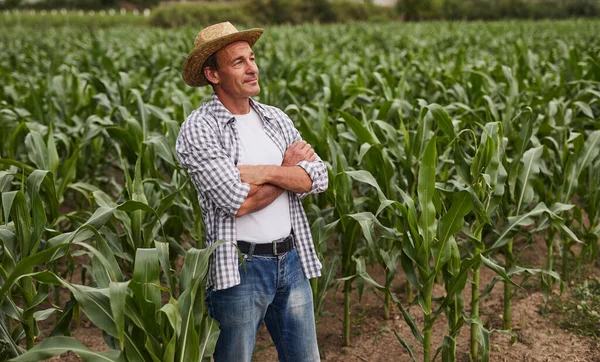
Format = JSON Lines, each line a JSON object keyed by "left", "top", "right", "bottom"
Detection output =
{"left": 206, "top": 248, "right": 320, "bottom": 362}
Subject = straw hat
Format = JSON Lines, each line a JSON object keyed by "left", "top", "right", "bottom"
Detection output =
{"left": 182, "top": 22, "right": 264, "bottom": 87}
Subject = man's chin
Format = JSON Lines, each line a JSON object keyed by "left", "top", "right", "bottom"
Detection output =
{"left": 249, "top": 85, "right": 260, "bottom": 96}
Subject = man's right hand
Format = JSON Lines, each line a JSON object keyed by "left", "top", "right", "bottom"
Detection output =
{"left": 282, "top": 141, "right": 317, "bottom": 166}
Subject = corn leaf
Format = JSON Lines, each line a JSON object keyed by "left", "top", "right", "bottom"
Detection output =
{"left": 8, "top": 336, "right": 124, "bottom": 362}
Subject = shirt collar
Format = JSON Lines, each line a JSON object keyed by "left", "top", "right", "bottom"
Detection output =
{"left": 208, "top": 93, "right": 276, "bottom": 125}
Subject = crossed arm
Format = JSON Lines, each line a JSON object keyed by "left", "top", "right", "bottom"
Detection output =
{"left": 235, "top": 141, "right": 316, "bottom": 217}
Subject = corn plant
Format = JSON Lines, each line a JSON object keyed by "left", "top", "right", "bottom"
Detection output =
{"left": 356, "top": 133, "right": 468, "bottom": 361}
{"left": 7, "top": 241, "right": 223, "bottom": 362}
{"left": 2, "top": 20, "right": 600, "bottom": 361}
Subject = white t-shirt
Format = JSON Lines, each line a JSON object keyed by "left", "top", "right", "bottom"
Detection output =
{"left": 235, "top": 107, "right": 291, "bottom": 243}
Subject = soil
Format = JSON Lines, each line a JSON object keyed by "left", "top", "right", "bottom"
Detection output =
{"left": 41, "top": 235, "right": 600, "bottom": 362}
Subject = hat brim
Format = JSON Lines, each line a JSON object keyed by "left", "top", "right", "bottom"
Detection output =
{"left": 182, "top": 28, "right": 264, "bottom": 87}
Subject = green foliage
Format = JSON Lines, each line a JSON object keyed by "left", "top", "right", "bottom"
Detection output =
{"left": 396, "top": 0, "right": 600, "bottom": 20}
{"left": 0, "top": 12, "right": 149, "bottom": 28}
{"left": 329, "top": 1, "right": 396, "bottom": 22}
{"left": 149, "top": 0, "right": 396, "bottom": 28}
{"left": 0, "top": 0, "right": 161, "bottom": 10}
{"left": 1, "top": 20, "right": 600, "bottom": 362}
{"left": 3, "top": 0, "right": 118, "bottom": 10}
{"left": 150, "top": 2, "right": 252, "bottom": 29}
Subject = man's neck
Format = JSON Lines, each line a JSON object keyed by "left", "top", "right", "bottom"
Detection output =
{"left": 214, "top": 91, "right": 251, "bottom": 115}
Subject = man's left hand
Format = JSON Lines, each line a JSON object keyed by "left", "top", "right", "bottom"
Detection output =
{"left": 238, "top": 165, "right": 267, "bottom": 185}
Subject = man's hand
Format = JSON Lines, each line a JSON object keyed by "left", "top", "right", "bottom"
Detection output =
{"left": 282, "top": 141, "right": 316, "bottom": 166}
{"left": 238, "top": 165, "right": 267, "bottom": 185}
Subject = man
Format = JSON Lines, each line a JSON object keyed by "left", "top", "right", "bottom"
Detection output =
{"left": 176, "top": 22, "right": 328, "bottom": 362}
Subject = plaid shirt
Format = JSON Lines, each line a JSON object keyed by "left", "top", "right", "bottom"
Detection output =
{"left": 176, "top": 94, "right": 328, "bottom": 290}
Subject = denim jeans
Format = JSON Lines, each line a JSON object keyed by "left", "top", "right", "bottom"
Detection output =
{"left": 206, "top": 248, "right": 320, "bottom": 362}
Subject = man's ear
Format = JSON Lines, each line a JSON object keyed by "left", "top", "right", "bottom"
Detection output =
{"left": 204, "top": 66, "right": 219, "bottom": 85}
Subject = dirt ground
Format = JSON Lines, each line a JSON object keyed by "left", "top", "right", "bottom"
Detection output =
{"left": 253, "top": 243, "right": 600, "bottom": 362}
{"left": 44, "top": 236, "right": 600, "bottom": 362}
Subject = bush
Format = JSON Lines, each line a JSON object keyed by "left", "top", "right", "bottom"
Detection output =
{"left": 396, "top": 0, "right": 600, "bottom": 20}
{"left": 149, "top": 2, "right": 252, "bottom": 28}
{"left": 330, "top": 1, "right": 398, "bottom": 22}
{"left": 246, "top": 0, "right": 304, "bottom": 25}
{"left": 151, "top": 0, "right": 397, "bottom": 28}
{"left": 2, "top": 0, "right": 117, "bottom": 10}
{"left": 0, "top": 12, "right": 149, "bottom": 27}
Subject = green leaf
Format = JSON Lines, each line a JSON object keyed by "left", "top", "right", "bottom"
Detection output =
{"left": 418, "top": 135, "right": 437, "bottom": 259}
{"left": 338, "top": 110, "right": 379, "bottom": 145}
{"left": 0, "top": 159, "right": 35, "bottom": 175}
{"left": 156, "top": 241, "right": 175, "bottom": 294}
{"left": 413, "top": 104, "right": 434, "bottom": 159}
{"left": 145, "top": 136, "right": 175, "bottom": 166}
{"left": 177, "top": 241, "right": 225, "bottom": 362}
{"left": 24, "top": 130, "right": 48, "bottom": 170}
{"left": 434, "top": 190, "right": 472, "bottom": 273}
{"left": 50, "top": 299, "right": 76, "bottom": 337}
{"left": 57, "top": 147, "right": 80, "bottom": 199}
{"left": 109, "top": 282, "right": 129, "bottom": 350}
{"left": 310, "top": 218, "right": 339, "bottom": 251}
{"left": 130, "top": 248, "right": 161, "bottom": 339}
{"left": 77, "top": 242, "right": 118, "bottom": 288}
{"left": 573, "top": 101, "right": 594, "bottom": 119}
{"left": 563, "top": 130, "right": 600, "bottom": 202}
{"left": 71, "top": 284, "right": 119, "bottom": 338}
{"left": 489, "top": 202, "right": 556, "bottom": 251}
{"left": 47, "top": 124, "right": 59, "bottom": 176}
{"left": 480, "top": 255, "right": 518, "bottom": 288}
{"left": 6, "top": 191, "right": 32, "bottom": 258}
{"left": 393, "top": 330, "right": 418, "bottom": 362}
{"left": 397, "top": 189, "right": 420, "bottom": 247}
{"left": 0, "top": 313, "right": 23, "bottom": 357}
{"left": 434, "top": 255, "right": 481, "bottom": 318}
{"left": 390, "top": 292, "right": 424, "bottom": 346}
{"left": 8, "top": 336, "right": 124, "bottom": 362}
{"left": 516, "top": 145, "right": 544, "bottom": 212}
{"left": 0, "top": 244, "right": 68, "bottom": 305}
{"left": 348, "top": 212, "right": 377, "bottom": 261}
{"left": 427, "top": 104, "right": 455, "bottom": 139}
{"left": 464, "top": 316, "right": 490, "bottom": 362}
{"left": 116, "top": 200, "right": 155, "bottom": 214}
{"left": 159, "top": 302, "right": 179, "bottom": 362}
{"left": 131, "top": 89, "right": 148, "bottom": 141}
{"left": 400, "top": 248, "right": 421, "bottom": 290}
{"left": 198, "top": 315, "right": 220, "bottom": 359}
{"left": 344, "top": 170, "right": 387, "bottom": 204}
{"left": 33, "top": 307, "right": 58, "bottom": 322}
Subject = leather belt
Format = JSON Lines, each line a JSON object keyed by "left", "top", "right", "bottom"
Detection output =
{"left": 237, "top": 234, "right": 295, "bottom": 256}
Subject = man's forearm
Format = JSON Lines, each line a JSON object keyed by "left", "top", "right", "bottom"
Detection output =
{"left": 263, "top": 165, "right": 312, "bottom": 193}
{"left": 236, "top": 183, "right": 285, "bottom": 217}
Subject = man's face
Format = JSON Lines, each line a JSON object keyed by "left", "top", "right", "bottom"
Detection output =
{"left": 212, "top": 41, "right": 260, "bottom": 100}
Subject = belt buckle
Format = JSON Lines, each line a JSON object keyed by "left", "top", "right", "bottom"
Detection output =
{"left": 272, "top": 240, "right": 278, "bottom": 256}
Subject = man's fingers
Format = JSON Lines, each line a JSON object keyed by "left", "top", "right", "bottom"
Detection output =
{"left": 299, "top": 141, "right": 310, "bottom": 151}
{"left": 283, "top": 141, "right": 318, "bottom": 165}
{"left": 286, "top": 141, "right": 302, "bottom": 152}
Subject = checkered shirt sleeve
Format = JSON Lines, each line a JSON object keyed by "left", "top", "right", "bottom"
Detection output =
{"left": 176, "top": 108, "right": 249, "bottom": 290}
{"left": 176, "top": 111, "right": 250, "bottom": 217}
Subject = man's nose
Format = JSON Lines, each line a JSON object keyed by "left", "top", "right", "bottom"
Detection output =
{"left": 247, "top": 61, "right": 258, "bottom": 74}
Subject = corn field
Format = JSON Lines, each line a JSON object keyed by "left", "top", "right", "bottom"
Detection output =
{"left": 1, "top": 20, "right": 599, "bottom": 361}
